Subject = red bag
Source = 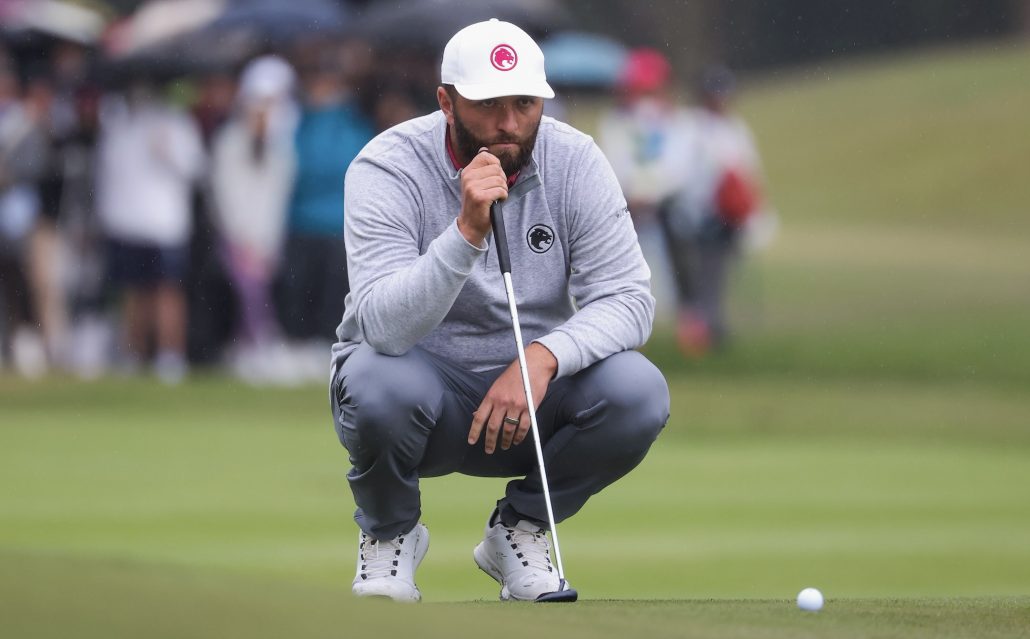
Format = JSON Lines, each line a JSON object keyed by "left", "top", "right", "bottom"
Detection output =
{"left": 715, "top": 168, "right": 758, "bottom": 227}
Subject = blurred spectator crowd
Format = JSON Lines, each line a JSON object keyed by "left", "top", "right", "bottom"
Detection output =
{"left": 0, "top": 17, "right": 429, "bottom": 385}
{"left": 599, "top": 50, "right": 774, "bottom": 358}
{"left": 0, "top": 0, "right": 772, "bottom": 384}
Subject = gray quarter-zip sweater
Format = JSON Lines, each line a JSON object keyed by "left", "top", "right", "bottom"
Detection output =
{"left": 332, "top": 111, "right": 654, "bottom": 379}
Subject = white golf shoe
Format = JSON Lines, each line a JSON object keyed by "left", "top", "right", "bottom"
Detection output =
{"left": 473, "top": 516, "right": 560, "bottom": 601}
{"left": 352, "top": 522, "right": 429, "bottom": 602}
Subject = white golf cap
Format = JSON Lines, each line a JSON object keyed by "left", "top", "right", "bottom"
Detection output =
{"left": 441, "top": 19, "right": 555, "bottom": 100}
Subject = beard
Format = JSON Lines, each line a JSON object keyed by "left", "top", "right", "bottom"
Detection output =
{"left": 452, "top": 109, "right": 540, "bottom": 177}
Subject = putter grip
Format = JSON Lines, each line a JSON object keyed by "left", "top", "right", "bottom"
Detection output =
{"left": 490, "top": 201, "right": 512, "bottom": 274}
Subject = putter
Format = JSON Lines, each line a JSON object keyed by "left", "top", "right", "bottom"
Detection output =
{"left": 490, "top": 199, "right": 579, "bottom": 603}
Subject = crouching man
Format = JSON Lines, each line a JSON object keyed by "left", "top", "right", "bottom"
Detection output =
{"left": 330, "top": 19, "right": 669, "bottom": 602}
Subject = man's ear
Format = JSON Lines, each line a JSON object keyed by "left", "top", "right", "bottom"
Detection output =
{"left": 437, "top": 86, "right": 454, "bottom": 126}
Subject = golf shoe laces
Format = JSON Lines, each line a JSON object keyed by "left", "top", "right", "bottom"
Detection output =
{"left": 505, "top": 525, "right": 553, "bottom": 573}
{"left": 357, "top": 532, "right": 406, "bottom": 580}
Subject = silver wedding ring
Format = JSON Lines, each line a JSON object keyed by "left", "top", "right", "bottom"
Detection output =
{"left": 503, "top": 416, "right": 521, "bottom": 426}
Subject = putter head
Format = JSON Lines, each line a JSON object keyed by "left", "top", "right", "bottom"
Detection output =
{"left": 534, "top": 579, "right": 578, "bottom": 603}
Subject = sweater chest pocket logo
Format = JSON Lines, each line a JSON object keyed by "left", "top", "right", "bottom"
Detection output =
{"left": 526, "top": 224, "right": 554, "bottom": 254}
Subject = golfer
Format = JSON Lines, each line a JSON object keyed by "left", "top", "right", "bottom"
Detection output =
{"left": 330, "top": 19, "right": 669, "bottom": 602}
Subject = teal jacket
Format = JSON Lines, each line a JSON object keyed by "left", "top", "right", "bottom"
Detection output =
{"left": 288, "top": 100, "right": 374, "bottom": 236}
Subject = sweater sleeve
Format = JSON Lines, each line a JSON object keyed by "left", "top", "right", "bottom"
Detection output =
{"left": 343, "top": 153, "right": 486, "bottom": 356}
{"left": 534, "top": 140, "right": 655, "bottom": 378}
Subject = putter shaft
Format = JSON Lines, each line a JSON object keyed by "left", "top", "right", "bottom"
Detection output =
{"left": 498, "top": 269, "right": 568, "bottom": 582}
{"left": 489, "top": 200, "right": 569, "bottom": 585}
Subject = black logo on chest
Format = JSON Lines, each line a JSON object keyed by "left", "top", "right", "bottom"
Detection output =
{"left": 527, "top": 224, "right": 554, "bottom": 254}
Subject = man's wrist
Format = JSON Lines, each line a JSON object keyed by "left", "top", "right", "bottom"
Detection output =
{"left": 456, "top": 216, "right": 488, "bottom": 248}
{"left": 526, "top": 342, "right": 559, "bottom": 380}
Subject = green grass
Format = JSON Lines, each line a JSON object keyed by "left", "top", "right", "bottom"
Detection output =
{"left": 6, "top": 551, "right": 1029, "bottom": 638}
{"left": 5, "top": 553, "right": 1030, "bottom": 639}
{"left": 667, "top": 41, "right": 1030, "bottom": 388}
{"left": 4, "top": 41, "right": 1030, "bottom": 636}
{"left": 2, "top": 374, "right": 1029, "bottom": 637}
{"left": 740, "top": 41, "right": 1030, "bottom": 230}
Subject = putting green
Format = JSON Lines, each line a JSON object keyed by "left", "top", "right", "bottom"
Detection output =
{"left": 3, "top": 552, "right": 1028, "bottom": 639}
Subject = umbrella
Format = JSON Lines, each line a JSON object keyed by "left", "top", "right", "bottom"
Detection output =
{"left": 204, "top": 0, "right": 350, "bottom": 43}
{"left": 102, "top": 0, "right": 232, "bottom": 81}
{"left": 540, "top": 31, "right": 628, "bottom": 89}
{"left": 107, "top": 0, "right": 225, "bottom": 54}
{"left": 103, "top": 0, "right": 349, "bottom": 82}
{"left": 353, "top": 0, "right": 571, "bottom": 50}
{"left": 1, "top": 0, "right": 109, "bottom": 45}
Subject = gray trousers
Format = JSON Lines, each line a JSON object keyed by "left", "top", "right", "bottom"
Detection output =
{"left": 330, "top": 344, "right": 670, "bottom": 540}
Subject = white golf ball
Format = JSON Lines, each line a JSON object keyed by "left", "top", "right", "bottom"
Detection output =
{"left": 796, "top": 587, "right": 824, "bottom": 611}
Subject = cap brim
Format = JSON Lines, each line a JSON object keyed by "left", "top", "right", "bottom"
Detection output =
{"left": 453, "top": 81, "right": 555, "bottom": 100}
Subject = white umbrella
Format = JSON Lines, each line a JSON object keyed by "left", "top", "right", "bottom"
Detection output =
{"left": 2, "top": 0, "right": 109, "bottom": 45}
{"left": 106, "top": 0, "right": 226, "bottom": 57}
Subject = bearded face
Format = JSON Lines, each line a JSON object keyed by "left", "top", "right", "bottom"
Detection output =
{"left": 448, "top": 94, "right": 543, "bottom": 177}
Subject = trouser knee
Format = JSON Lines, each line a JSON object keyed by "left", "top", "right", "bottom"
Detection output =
{"left": 578, "top": 351, "right": 669, "bottom": 454}
{"left": 499, "top": 352, "right": 668, "bottom": 526}
{"left": 332, "top": 346, "right": 444, "bottom": 466}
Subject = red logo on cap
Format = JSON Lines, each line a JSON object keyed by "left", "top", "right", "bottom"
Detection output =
{"left": 490, "top": 44, "right": 518, "bottom": 71}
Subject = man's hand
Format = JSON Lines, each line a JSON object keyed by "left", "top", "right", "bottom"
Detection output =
{"left": 468, "top": 343, "right": 558, "bottom": 454}
{"left": 457, "top": 149, "right": 507, "bottom": 247}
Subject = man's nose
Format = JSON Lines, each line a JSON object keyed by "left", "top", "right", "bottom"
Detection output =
{"left": 496, "top": 105, "right": 519, "bottom": 134}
